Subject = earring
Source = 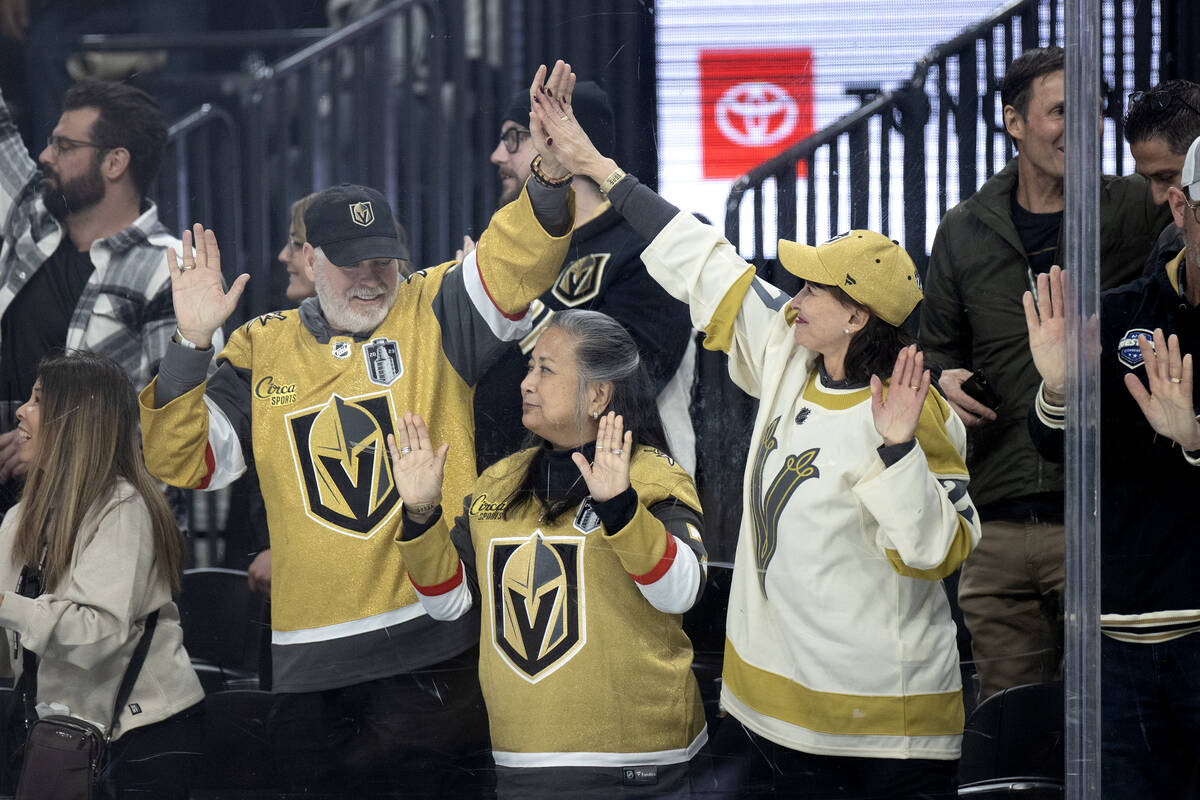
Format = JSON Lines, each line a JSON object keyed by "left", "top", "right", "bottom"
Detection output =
{"left": 843, "top": 328, "right": 851, "bottom": 335}
{"left": 592, "top": 411, "right": 599, "bottom": 420}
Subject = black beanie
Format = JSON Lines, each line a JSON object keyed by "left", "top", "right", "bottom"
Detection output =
{"left": 501, "top": 80, "right": 616, "bottom": 158}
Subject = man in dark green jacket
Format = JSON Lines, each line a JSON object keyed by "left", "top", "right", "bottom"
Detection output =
{"left": 919, "top": 46, "right": 1171, "bottom": 701}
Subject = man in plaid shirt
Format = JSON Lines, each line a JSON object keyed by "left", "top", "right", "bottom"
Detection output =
{"left": 0, "top": 80, "right": 207, "bottom": 511}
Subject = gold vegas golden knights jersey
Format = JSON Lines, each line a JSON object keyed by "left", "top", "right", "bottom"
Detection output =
{"left": 139, "top": 189, "right": 572, "bottom": 692}
{"left": 396, "top": 446, "right": 709, "bottom": 769}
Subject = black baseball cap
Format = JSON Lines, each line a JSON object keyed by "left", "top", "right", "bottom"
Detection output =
{"left": 303, "top": 184, "right": 408, "bottom": 267}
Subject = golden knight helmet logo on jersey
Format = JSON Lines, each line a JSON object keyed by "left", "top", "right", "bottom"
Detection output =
{"left": 490, "top": 531, "right": 585, "bottom": 683}
{"left": 287, "top": 392, "right": 401, "bottom": 538}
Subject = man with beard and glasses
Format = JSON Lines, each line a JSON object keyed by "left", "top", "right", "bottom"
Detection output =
{"left": 472, "top": 80, "right": 695, "bottom": 475}
{"left": 0, "top": 79, "right": 198, "bottom": 513}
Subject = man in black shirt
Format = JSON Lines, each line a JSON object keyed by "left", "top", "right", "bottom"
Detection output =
{"left": 0, "top": 80, "right": 188, "bottom": 511}
{"left": 472, "top": 82, "right": 694, "bottom": 474}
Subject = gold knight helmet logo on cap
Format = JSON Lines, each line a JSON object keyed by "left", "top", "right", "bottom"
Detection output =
{"left": 349, "top": 201, "right": 375, "bottom": 227}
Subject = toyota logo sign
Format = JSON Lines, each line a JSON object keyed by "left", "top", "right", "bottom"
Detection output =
{"left": 715, "top": 82, "right": 799, "bottom": 148}
{"left": 699, "top": 48, "right": 813, "bottom": 179}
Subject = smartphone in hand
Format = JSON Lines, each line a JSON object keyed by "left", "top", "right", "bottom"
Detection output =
{"left": 960, "top": 370, "right": 1001, "bottom": 411}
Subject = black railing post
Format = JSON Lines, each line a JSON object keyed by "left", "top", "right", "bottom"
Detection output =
{"left": 956, "top": 40, "right": 979, "bottom": 200}
{"left": 896, "top": 83, "right": 931, "bottom": 276}
{"left": 848, "top": 121, "right": 870, "bottom": 231}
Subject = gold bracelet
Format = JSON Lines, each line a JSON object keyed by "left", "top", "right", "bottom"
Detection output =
{"left": 598, "top": 167, "right": 627, "bottom": 196}
{"left": 405, "top": 502, "right": 437, "bottom": 515}
{"left": 530, "top": 154, "right": 572, "bottom": 188}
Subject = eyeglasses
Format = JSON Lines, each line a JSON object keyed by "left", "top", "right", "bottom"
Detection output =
{"left": 1127, "top": 90, "right": 1200, "bottom": 119}
{"left": 498, "top": 128, "right": 531, "bottom": 154}
{"left": 45, "top": 134, "right": 107, "bottom": 156}
{"left": 1181, "top": 190, "right": 1200, "bottom": 226}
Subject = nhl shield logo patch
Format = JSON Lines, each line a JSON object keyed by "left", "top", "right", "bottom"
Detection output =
{"left": 1118, "top": 328, "right": 1154, "bottom": 369}
{"left": 363, "top": 337, "right": 402, "bottom": 385}
{"left": 350, "top": 201, "right": 375, "bottom": 227}
{"left": 331, "top": 341, "right": 351, "bottom": 360}
{"left": 551, "top": 253, "right": 609, "bottom": 307}
{"left": 489, "top": 531, "right": 586, "bottom": 683}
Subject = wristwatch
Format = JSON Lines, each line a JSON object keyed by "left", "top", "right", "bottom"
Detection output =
{"left": 598, "top": 167, "right": 627, "bottom": 196}
{"left": 172, "top": 328, "right": 200, "bottom": 350}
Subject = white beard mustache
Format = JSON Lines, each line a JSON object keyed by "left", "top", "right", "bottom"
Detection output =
{"left": 313, "top": 270, "right": 396, "bottom": 335}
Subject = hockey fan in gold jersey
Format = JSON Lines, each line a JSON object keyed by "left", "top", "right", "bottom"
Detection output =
{"left": 139, "top": 61, "right": 580, "bottom": 799}
{"left": 390, "top": 310, "right": 708, "bottom": 799}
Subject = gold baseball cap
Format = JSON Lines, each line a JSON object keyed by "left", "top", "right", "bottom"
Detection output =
{"left": 778, "top": 230, "right": 922, "bottom": 326}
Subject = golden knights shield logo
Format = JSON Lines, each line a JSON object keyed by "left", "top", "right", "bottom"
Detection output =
{"left": 286, "top": 391, "right": 399, "bottom": 538}
{"left": 350, "top": 201, "right": 375, "bottom": 227}
{"left": 489, "top": 531, "right": 585, "bottom": 683}
{"left": 551, "top": 253, "right": 609, "bottom": 307}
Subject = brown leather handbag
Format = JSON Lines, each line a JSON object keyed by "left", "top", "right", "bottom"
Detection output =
{"left": 13, "top": 609, "right": 159, "bottom": 800}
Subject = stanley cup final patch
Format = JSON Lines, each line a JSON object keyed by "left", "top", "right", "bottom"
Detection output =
{"left": 1118, "top": 328, "right": 1154, "bottom": 369}
{"left": 363, "top": 337, "right": 403, "bottom": 386}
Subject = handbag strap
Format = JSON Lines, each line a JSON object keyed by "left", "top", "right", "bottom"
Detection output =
{"left": 107, "top": 609, "right": 158, "bottom": 742}
{"left": 16, "top": 606, "right": 159, "bottom": 742}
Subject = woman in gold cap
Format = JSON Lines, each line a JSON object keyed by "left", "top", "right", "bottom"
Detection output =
{"left": 529, "top": 91, "right": 981, "bottom": 798}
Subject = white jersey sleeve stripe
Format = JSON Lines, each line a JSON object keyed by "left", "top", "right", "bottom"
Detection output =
{"left": 462, "top": 249, "right": 532, "bottom": 341}
{"left": 199, "top": 394, "right": 247, "bottom": 490}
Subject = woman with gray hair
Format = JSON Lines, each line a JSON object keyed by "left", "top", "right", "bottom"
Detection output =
{"left": 389, "top": 308, "right": 709, "bottom": 798}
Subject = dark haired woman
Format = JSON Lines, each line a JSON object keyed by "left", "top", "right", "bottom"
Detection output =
{"left": 0, "top": 352, "right": 204, "bottom": 798}
{"left": 530, "top": 94, "right": 981, "bottom": 797}
{"left": 390, "top": 310, "right": 708, "bottom": 799}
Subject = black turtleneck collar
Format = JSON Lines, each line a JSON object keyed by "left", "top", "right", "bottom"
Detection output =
{"left": 533, "top": 440, "right": 595, "bottom": 507}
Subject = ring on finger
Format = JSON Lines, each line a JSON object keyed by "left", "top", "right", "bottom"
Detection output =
{"left": 400, "top": 446, "right": 412, "bottom": 455}
{"left": 1170, "top": 377, "right": 1183, "bottom": 384}
{"left": 611, "top": 448, "right": 623, "bottom": 455}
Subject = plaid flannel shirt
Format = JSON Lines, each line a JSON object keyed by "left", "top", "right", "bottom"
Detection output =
{"left": 0, "top": 91, "right": 181, "bottom": 414}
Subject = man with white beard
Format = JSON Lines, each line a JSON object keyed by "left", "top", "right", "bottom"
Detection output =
{"left": 138, "top": 90, "right": 577, "bottom": 793}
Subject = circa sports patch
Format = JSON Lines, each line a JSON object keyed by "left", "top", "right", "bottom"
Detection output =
{"left": 1117, "top": 328, "right": 1154, "bottom": 369}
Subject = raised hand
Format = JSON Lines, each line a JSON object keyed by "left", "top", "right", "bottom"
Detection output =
{"left": 871, "top": 345, "right": 931, "bottom": 446}
{"left": 571, "top": 411, "right": 632, "bottom": 503}
{"left": 527, "top": 60, "right": 575, "bottom": 180}
{"left": 529, "top": 63, "right": 621, "bottom": 184}
{"left": 169, "top": 223, "right": 250, "bottom": 349}
{"left": 1024, "top": 265, "right": 1067, "bottom": 398}
{"left": 1124, "top": 329, "right": 1200, "bottom": 451}
{"left": 386, "top": 412, "right": 449, "bottom": 521}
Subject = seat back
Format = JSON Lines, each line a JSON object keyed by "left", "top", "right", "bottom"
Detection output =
{"left": 196, "top": 689, "right": 276, "bottom": 790}
{"left": 179, "top": 567, "right": 266, "bottom": 675}
{"left": 959, "top": 681, "right": 1064, "bottom": 791}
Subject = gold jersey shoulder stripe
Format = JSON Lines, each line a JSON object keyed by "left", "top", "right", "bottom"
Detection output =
{"left": 701, "top": 266, "right": 757, "bottom": 353}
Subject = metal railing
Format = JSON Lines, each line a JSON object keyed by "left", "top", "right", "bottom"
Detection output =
{"left": 723, "top": 0, "right": 1160, "bottom": 276}
{"left": 691, "top": 0, "right": 1160, "bottom": 562}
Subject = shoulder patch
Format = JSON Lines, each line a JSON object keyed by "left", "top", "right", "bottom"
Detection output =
{"left": 1117, "top": 328, "right": 1154, "bottom": 369}
{"left": 552, "top": 253, "right": 610, "bottom": 307}
{"left": 243, "top": 311, "right": 288, "bottom": 331}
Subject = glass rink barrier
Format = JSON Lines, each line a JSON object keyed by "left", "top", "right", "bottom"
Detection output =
{"left": 29, "top": 0, "right": 1195, "bottom": 797}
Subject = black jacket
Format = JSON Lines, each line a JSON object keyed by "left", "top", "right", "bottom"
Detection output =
{"left": 920, "top": 160, "right": 1171, "bottom": 509}
{"left": 1029, "top": 250, "right": 1200, "bottom": 616}
{"left": 472, "top": 205, "right": 691, "bottom": 472}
